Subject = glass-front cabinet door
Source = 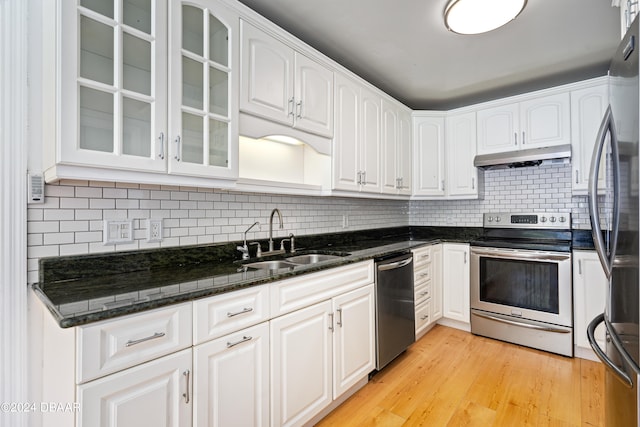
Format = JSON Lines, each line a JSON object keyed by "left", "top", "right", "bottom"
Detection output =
{"left": 60, "top": 0, "right": 167, "bottom": 172}
{"left": 168, "top": 0, "right": 238, "bottom": 179}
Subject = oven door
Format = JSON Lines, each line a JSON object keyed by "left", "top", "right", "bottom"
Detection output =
{"left": 470, "top": 247, "right": 573, "bottom": 327}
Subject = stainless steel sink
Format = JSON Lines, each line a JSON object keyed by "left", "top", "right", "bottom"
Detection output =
{"left": 243, "top": 260, "right": 298, "bottom": 270}
{"left": 285, "top": 254, "right": 343, "bottom": 264}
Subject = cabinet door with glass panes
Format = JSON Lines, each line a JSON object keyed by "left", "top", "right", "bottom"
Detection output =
{"left": 168, "top": 0, "right": 239, "bottom": 179}
{"left": 60, "top": 0, "right": 167, "bottom": 172}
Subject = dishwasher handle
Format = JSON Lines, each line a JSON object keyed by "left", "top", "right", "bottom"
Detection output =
{"left": 377, "top": 257, "right": 412, "bottom": 271}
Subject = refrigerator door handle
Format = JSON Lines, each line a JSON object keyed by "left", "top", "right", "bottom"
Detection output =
{"left": 588, "top": 105, "right": 620, "bottom": 278}
{"left": 587, "top": 313, "right": 633, "bottom": 388}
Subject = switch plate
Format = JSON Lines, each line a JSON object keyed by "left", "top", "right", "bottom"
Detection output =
{"left": 147, "top": 219, "right": 163, "bottom": 242}
{"left": 103, "top": 219, "right": 134, "bottom": 245}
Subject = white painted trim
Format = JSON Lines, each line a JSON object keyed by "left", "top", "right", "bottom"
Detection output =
{"left": 0, "top": 0, "right": 28, "bottom": 426}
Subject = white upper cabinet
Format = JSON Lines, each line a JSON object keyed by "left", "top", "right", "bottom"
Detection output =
{"left": 477, "top": 92, "right": 570, "bottom": 155}
{"left": 168, "top": 0, "right": 239, "bottom": 179}
{"left": 332, "top": 73, "right": 381, "bottom": 194}
{"left": 240, "top": 20, "right": 333, "bottom": 138}
{"left": 571, "top": 81, "right": 608, "bottom": 193}
{"left": 48, "top": 0, "right": 240, "bottom": 186}
{"left": 413, "top": 111, "right": 480, "bottom": 199}
{"left": 58, "top": 0, "right": 168, "bottom": 173}
{"left": 446, "top": 111, "right": 479, "bottom": 198}
{"left": 381, "top": 98, "right": 412, "bottom": 195}
{"left": 412, "top": 114, "right": 446, "bottom": 197}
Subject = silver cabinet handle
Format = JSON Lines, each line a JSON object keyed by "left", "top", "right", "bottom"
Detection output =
{"left": 471, "top": 177, "right": 475, "bottom": 190}
{"left": 514, "top": 132, "right": 518, "bottom": 145}
{"left": 362, "top": 171, "right": 367, "bottom": 184}
{"left": 522, "top": 131, "right": 526, "bottom": 145}
{"left": 158, "top": 132, "right": 165, "bottom": 160}
{"left": 420, "top": 314, "right": 429, "bottom": 321}
{"left": 296, "top": 100, "right": 302, "bottom": 118}
{"left": 125, "top": 332, "right": 165, "bottom": 347}
{"left": 578, "top": 259, "right": 582, "bottom": 275}
{"left": 183, "top": 370, "right": 190, "bottom": 404}
{"left": 464, "top": 252, "right": 467, "bottom": 264}
{"left": 336, "top": 308, "right": 343, "bottom": 327}
{"left": 419, "top": 291, "right": 429, "bottom": 296}
{"left": 227, "top": 307, "right": 253, "bottom": 318}
{"left": 227, "top": 335, "right": 253, "bottom": 348}
{"left": 288, "top": 98, "right": 294, "bottom": 117}
{"left": 174, "top": 136, "right": 181, "bottom": 161}
{"left": 575, "top": 169, "right": 579, "bottom": 184}
{"left": 328, "top": 312, "right": 334, "bottom": 331}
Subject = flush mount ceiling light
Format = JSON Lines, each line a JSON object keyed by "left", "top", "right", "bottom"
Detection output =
{"left": 444, "top": 0, "right": 527, "bottom": 35}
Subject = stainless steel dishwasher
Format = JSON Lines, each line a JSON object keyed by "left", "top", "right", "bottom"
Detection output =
{"left": 375, "top": 252, "right": 415, "bottom": 370}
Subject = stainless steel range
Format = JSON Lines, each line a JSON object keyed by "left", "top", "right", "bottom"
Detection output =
{"left": 470, "top": 212, "right": 573, "bottom": 357}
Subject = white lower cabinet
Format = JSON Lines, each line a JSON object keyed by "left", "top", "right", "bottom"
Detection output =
{"left": 193, "top": 321, "right": 270, "bottom": 427}
{"left": 442, "top": 243, "right": 470, "bottom": 325}
{"left": 332, "top": 285, "right": 376, "bottom": 397}
{"left": 270, "top": 283, "right": 375, "bottom": 427}
{"left": 270, "top": 300, "right": 333, "bottom": 427}
{"left": 35, "top": 262, "right": 375, "bottom": 427}
{"left": 573, "top": 250, "right": 608, "bottom": 355}
{"left": 78, "top": 349, "right": 193, "bottom": 427}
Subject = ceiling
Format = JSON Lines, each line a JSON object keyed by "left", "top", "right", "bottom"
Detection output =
{"left": 236, "top": 0, "right": 622, "bottom": 110}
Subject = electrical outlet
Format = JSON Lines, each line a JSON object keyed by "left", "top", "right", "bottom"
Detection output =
{"left": 147, "top": 219, "right": 163, "bottom": 242}
{"left": 103, "top": 219, "right": 134, "bottom": 245}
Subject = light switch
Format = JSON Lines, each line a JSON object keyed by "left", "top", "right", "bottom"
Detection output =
{"left": 103, "top": 219, "right": 134, "bottom": 245}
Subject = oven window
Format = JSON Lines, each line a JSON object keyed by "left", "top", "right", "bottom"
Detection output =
{"left": 479, "top": 258, "right": 559, "bottom": 314}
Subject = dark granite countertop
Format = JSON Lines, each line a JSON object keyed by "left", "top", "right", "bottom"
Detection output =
{"left": 34, "top": 226, "right": 479, "bottom": 328}
{"left": 33, "top": 225, "right": 596, "bottom": 328}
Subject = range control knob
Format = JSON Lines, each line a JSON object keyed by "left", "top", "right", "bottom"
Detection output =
{"left": 559, "top": 216, "right": 567, "bottom": 223}
{"left": 540, "top": 216, "right": 548, "bottom": 222}
{"left": 487, "top": 216, "right": 493, "bottom": 222}
{"left": 550, "top": 216, "right": 557, "bottom": 223}
{"left": 495, "top": 216, "right": 501, "bottom": 223}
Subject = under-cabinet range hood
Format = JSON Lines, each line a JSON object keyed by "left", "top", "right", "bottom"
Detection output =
{"left": 473, "top": 144, "right": 572, "bottom": 169}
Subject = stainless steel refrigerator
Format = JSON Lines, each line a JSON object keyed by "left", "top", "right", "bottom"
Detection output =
{"left": 587, "top": 15, "right": 640, "bottom": 427}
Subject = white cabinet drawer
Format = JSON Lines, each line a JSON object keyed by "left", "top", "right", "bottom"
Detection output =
{"left": 414, "top": 266, "right": 431, "bottom": 285}
{"left": 412, "top": 246, "right": 432, "bottom": 268}
{"left": 77, "top": 303, "right": 192, "bottom": 384}
{"left": 415, "top": 281, "right": 431, "bottom": 304}
{"left": 415, "top": 299, "right": 431, "bottom": 333}
{"left": 271, "top": 260, "right": 374, "bottom": 317}
{"left": 193, "top": 285, "right": 270, "bottom": 345}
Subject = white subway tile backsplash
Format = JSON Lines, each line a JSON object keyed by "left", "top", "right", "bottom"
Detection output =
{"left": 27, "top": 163, "right": 591, "bottom": 283}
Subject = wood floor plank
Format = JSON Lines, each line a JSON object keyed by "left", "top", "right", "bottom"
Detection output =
{"left": 315, "top": 325, "right": 605, "bottom": 427}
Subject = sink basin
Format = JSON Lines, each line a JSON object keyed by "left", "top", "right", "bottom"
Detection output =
{"left": 286, "top": 254, "right": 343, "bottom": 264}
{"left": 243, "top": 260, "right": 298, "bottom": 270}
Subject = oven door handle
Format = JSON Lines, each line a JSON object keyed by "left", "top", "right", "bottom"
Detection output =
{"left": 470, "top": 248, "right": 570, "bottom": 262}
{"left": 472, "top": 311, "right": 571, "bottom": 334}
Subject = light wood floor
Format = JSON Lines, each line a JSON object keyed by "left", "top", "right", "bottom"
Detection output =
{"left": 317, "top": 325, "right": 604, "bottom": 427}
